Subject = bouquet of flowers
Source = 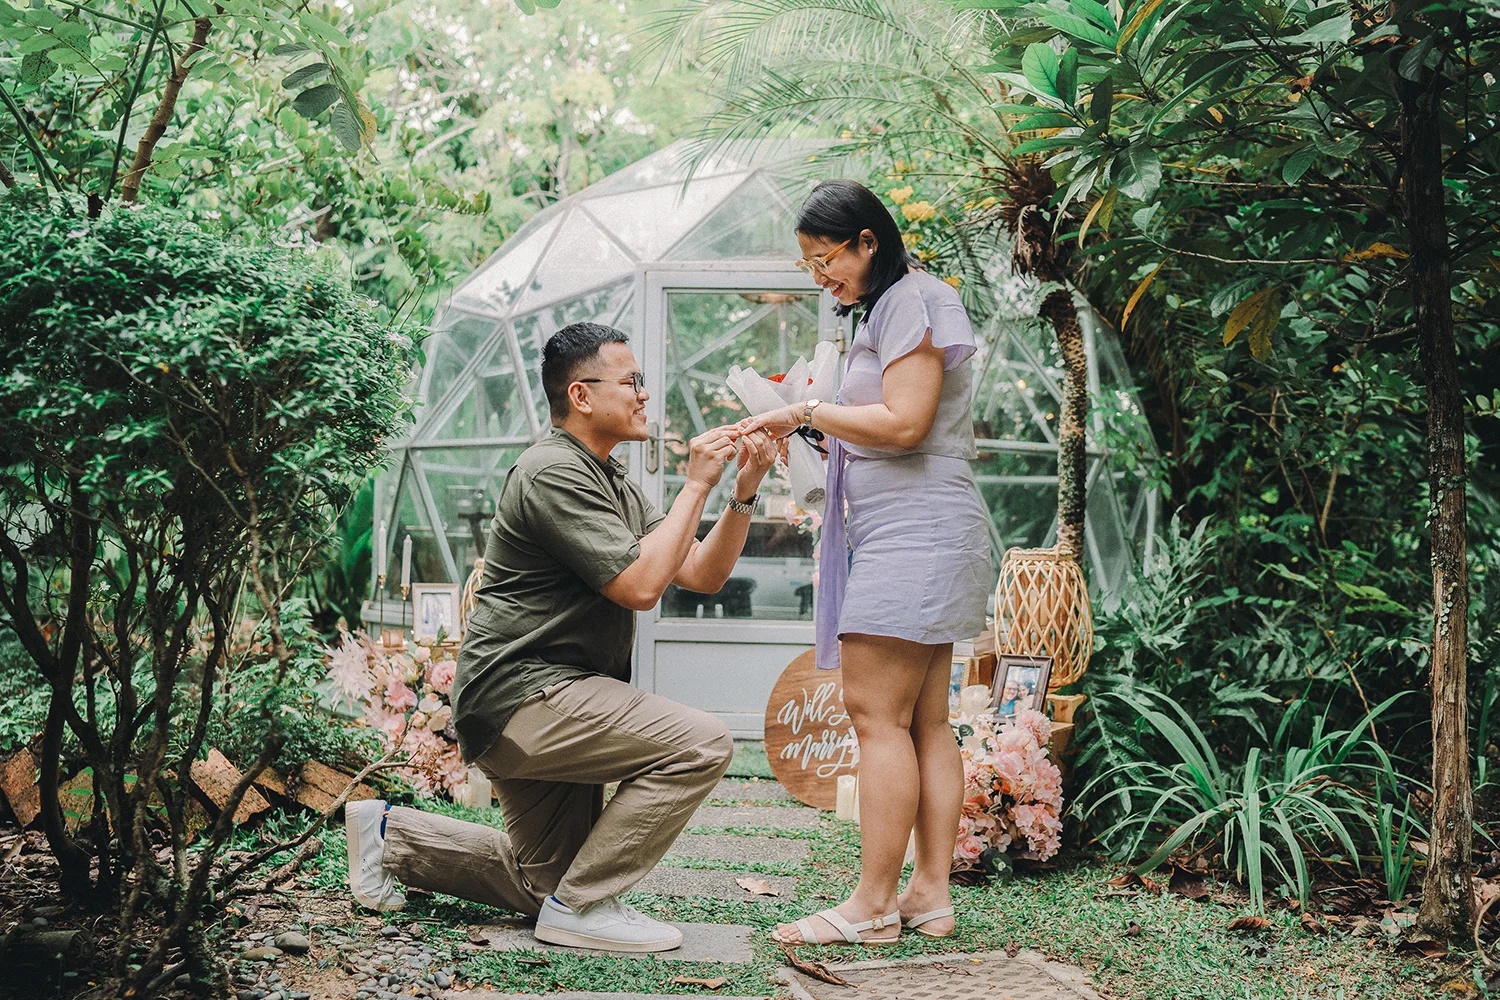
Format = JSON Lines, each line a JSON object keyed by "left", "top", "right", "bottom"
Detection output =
{"left": 951, "top": 706, "right": 1063, "bottom": 866}
{"left": 324, "top": 629, "right": 470, "bottom": 799}
{"left": 725, "top": 340, "right": 839, "bottom": 514}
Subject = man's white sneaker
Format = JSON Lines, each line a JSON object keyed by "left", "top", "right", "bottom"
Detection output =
{"left": 346, "top": 799, "right": 406, "bottom": 912}
{"left": 533, "top": 895, "right": 683, "bottom": 953}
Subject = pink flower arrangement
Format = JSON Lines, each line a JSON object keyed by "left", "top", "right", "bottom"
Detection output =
{"left": 324, "top": 630, "right": 469, "bottom": 800}
{"left": 950, "top": 706, "right": 1063, "bottom": 865}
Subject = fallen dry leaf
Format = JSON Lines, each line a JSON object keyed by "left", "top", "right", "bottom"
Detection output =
{"left": 670, "top": 976, "right": 728, "bottom": 990}
{"left": 465, "top": 928, "right": 489, "bottom": 945}
{"left": 1442, "top": 978, "right": 1479, "bottom": 995}
{"left": 735, "top": 877, "right": 780, "bottom": 897}
{"left": 1106, "top": 872, "right": 1163, "bottom": 894}
{"left": 1004, "top": 940, "right": 1021, "bottom": 958}
{"left": 1397, "top": 932, "right": 1449, "bottom": 959}
{"left": 1168, "top": 866, "right": 1207, "bottom": 900}
{"left": 1125, "top": 920, "right": 1143, "bottom": 938}
{"left": 1300, "top": 912, "right": 1326, "bottom": 935}
{"left": 1227, "top": 915, "right": 1272, "bottom": 932}
{"left": 779, "top": 942, "right": 848, "bottom": 986}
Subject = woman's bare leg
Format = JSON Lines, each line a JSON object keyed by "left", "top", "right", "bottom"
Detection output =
{"left": 771, "top": 633, "right": 931, "bottom": 944}
{"left": 897, "top": 643, "right": 961, "bottom": 935}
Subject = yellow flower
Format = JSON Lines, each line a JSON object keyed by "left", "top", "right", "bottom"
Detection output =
{"left": 902, "top": 232, "right": 922, "bottom": 248}
{"left": 902, "top": 200, "right": 936, "bottom": 223}
{"left": 979, "top": 196, "right": 998, "bottom": 209}
{"left": 887, "top": 185, "right": 914, "bottom": 205}
{"left": 840, "top": 129, "right": 854, "bottom": 139}
{"left": 915, "top": 249, "right": 937, "bottom": 263}
{"left": 942, "top": 275, "right": 962, "bottom": 289}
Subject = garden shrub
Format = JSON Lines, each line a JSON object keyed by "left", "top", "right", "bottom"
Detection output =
{"left": 0, "top": 193, "right": 413, "bottom": 997}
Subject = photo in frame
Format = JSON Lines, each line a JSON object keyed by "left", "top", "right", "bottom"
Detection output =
{"left": 411, "top": 583, "right": 461, "bottom": 642}
{"left": 990, "top": 654, "right": 1053, "bottom": 718}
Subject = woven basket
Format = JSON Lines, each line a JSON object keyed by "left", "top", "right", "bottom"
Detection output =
{"left": 994, "top": 545, "right": 1094, "bottom": 691}
{"left": 458, "top": 558, "right": 485, "bottom": 635}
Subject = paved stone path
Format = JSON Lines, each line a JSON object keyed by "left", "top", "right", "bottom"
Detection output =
{"left": 777, "top": 948, "right": 1103, "bottom": 1000}
{"left": 478, "top": 919, "right": 755, "bottom": 963}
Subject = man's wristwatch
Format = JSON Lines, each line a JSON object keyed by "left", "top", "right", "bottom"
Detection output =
{"left": 726, "top": 493, "right": 759, "bottom": 516}
{"left": 801, "top": 398, "right": 823, "bottom": 427}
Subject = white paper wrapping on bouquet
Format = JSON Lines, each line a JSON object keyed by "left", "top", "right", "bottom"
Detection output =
{"left": 726, "top": 341, "right": 839, "bottom": 515}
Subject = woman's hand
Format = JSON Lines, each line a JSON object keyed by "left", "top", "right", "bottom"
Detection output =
{"left": 738, "top": 403, "right": 803, "bottom": 439}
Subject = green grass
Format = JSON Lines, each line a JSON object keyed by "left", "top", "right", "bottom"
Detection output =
{"left": 231, "top": 778, "right": 1459, "bottom": 998}
{"left": 726, "top": 740, "right": 774, "bottom": 779}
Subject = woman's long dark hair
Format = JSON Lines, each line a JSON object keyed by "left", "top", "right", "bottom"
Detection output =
{"left": 796, "top": 180, "right": 918, "bottom": 320}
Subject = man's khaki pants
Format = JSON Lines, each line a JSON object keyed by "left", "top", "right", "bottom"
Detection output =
{"left": 381, "top": 675, "right": 734, "bottom": 914}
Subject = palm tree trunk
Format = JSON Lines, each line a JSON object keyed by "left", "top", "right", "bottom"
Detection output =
{"left": 1040, "top": 290, "right": 1087, "bottom": 559}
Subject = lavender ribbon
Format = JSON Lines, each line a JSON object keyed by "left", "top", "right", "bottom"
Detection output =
{"left": 814, "top": 435, "right": 848, "bottom": 671}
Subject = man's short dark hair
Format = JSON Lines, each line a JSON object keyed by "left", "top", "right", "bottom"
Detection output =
{"left": 541, "top": 322, "right": 631, "bottom": 421}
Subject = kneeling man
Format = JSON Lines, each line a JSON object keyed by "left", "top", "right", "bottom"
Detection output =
{"left": 346, "top": 322, "right": 775, "bottom": 953}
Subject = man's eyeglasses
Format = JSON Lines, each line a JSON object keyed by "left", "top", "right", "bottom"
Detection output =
{"left": 793, "top": 239, "right": 852, "bottom": 277}
{"left": 578, "top": 372, "right": 646, "bottom": 394}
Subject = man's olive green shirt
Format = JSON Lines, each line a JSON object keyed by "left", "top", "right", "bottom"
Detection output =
{"left": 452, "top": 428, "right": 665, "bottom": 762}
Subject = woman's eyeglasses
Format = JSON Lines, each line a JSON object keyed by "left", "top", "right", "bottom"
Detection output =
{"left": 578, "top": 372, "right": 646, "bottom": 394}
{"left": 793, "top": 239, "right": 852, "bottom": 277}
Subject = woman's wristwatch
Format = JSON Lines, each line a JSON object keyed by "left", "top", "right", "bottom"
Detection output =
{"left": 801, "top": 398, "right": 822, "bottom": 427}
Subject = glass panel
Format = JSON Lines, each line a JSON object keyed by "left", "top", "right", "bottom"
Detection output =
{"left": 383, "top": 465, "right": 445, "bottom": 596}
{"left": 658, "top": 289, "right": 822, "bottom": 622}
{"left": 512, "top": 281, "right": 637, "bottom": 428}
{"left": 426, "top": 331, "right": 533, "bottom": 442}
{"left": 411, "top": 446, "right": 526, "bottom": 581}
{"left": 422, "top": 312, "right": 503, "bottom": 418}
{"left": 1085, "top": 463, "right": 1131, "bottom": 596}
{"left": 583, "top": 143, "right": 749, "bottom": 197}
{"left": 448, "top": 213, "right": 561, "bottom": 315}
{"left": 581, "top": 174, "right": 746, "bottom": 260}
{"left": 665, "top": 176, "right": 802, "bottom": 260}
{"left": 511, "top": 210, "right": 633, "bottom": 314}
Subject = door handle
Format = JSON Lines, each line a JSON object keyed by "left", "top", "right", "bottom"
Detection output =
{"left": 646, "top": 420, "right": 661, "bottom": 474}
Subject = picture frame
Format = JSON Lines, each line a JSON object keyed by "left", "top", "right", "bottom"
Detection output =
{"left": 990, "top": 654, "right": 1053, "bottom": 718}
{"left": 411, "top": 583, "right": 461, "bottom": 643}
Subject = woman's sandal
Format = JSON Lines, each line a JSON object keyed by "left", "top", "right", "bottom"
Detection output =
{"left": 902, "top": 906, "right": 956, "bottom": 939}
{"left": 772, "top": 908, "right": 902, "bottom": 946}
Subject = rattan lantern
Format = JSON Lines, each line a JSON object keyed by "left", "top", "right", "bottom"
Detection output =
{"left": 994, "top": 545, "right": 1094, "bottom": 691}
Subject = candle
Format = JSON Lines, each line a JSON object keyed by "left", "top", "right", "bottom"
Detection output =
{"left": 960, "top": 684, "right": 990, "bottom": 718}
{"left": 400, "top": 534, "right": 412, "bottom": 591}
{"left": 835, "top": 774, "right": 857, "bottom": 821}
{"left": 377, "top": 520, "right": 388, "bottom": 579}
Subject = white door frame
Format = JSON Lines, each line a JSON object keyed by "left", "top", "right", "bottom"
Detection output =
{"left": 632, "top": 263, "right": 848, "bottom": 735}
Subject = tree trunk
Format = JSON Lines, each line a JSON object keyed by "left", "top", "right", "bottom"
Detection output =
{"left": 1041, "top": 289, "right": 1088, "bottom": 558}
{"left": 1401, "top": 73, "right": 1473, "bottom": 939}
{"left": 119, "top": 15, "right": 210, "bottom": 204}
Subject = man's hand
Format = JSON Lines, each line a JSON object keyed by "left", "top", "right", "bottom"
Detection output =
{"left": 733, "top": 429, "right": 777, "bottom": 500}
{"left": 686, "top": 426, "right": 740, "bottom": 491}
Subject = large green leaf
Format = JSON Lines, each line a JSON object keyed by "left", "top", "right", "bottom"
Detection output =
{"left": 292, "top": 83, "right": 340, "bottom": 119}
{"left": 1056, "top": 47, "right": 1079, "bottom": 105}
{"left": 1022, "top": 41, "right": 1061, "bottom": 98}
{"left": 1110, "top": 141, "right": 1161, "bottom": 199}
{"left": 331, "top": 100, "right": 362, "bottom": 152}
{"left": 283, "top": 62, "right": 331, "bottom": 91}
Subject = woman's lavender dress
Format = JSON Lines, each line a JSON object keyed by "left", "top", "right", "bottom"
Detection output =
{"left": 815, "top": 272, "right": 992, "bottom": 671}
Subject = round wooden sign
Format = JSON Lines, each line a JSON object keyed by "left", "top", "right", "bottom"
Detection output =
{"left": 763, "top": 650, "right": 859, "bottom": 810}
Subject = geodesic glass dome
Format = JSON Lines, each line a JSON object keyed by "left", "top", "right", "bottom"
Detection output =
{"left": 367, "top": 139, "right": 1158, "bottom": 628}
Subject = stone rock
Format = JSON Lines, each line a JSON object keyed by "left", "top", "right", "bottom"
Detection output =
{"left": 242, "top": 946, "right": 283, "bottom": 961}
{"left": 273, "top": 931, "right": 310, "bottom": 954}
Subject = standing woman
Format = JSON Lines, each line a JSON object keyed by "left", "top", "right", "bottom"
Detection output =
{"left": 741, "top": 180, "right": 990, "bottom": 945}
